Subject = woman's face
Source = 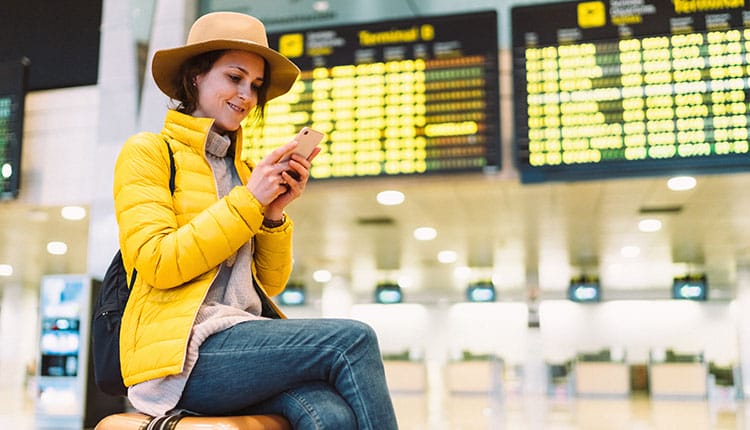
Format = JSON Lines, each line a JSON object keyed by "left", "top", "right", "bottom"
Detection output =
{"left": 193, "top": 50, "right": 265, "bottom": 133}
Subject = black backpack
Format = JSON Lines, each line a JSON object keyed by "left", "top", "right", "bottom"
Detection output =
{"left": 91, "top": 141, "right": 175, "bottom": 396}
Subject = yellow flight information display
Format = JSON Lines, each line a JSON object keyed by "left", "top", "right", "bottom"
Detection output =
{"left": 0, "top": 59, "right": 28, "bottom": 200}
{"left": 512, "top": 0, "right": 750, "bottom": 183}
{"left": 242, "top": 11, "right": 500, "bottom": 179}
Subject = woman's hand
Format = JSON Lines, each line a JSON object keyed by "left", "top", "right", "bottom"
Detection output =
{"left": 246, "top": 140, "right": 321, "bottom": 218}
{"left": 264, "top": 145, "right": 321, "bottom": 220}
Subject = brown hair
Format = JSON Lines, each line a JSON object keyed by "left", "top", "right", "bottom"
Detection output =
{"left": 172, "top": 50, "right": 270, "bottom": 124}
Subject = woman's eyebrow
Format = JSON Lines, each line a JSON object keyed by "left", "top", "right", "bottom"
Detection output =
{"left": 229, "top": 65, "right": 264, "bottom": 83}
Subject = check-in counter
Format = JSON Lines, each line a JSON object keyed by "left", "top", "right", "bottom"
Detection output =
{"left": 574, "top": 361, "right": 630, "bottom": 397}
{"left": 648, "top": 349, "right": 707, "bottom": 399}
{"left": 383, "top": 360, "right": 427, "bottom": 393}
{"left": 570, "top": 348, "right": 629, "bottom": 397}
{"left": 382, "top": 357, "right": 428, "bottom": 429}
{"left": 649, "top": 362, "right": 707, "bottom": 399}
{"left": 445, "top": 356, "right": 503, "bottom": 394}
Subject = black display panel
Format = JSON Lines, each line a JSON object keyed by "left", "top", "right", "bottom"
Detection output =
{"left": 1, "top": 0, "right": 101, "bottom": 90}
{"left": 0, "top": 58, "right": 30, "bottom": 200}
{"left": 672, "top": 274, "right": 708, "bottom": 300}
{"left": 568, "top": 277, "right": 601, "bottom": 303}
{"left": 512, "top": 0, "right": 750, "bottom": 183}
{"left": 242, "top": 11, "right": 500, "bottom": 179}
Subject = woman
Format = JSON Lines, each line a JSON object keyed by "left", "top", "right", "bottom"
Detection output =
{"left": 113, "top": 11, "right": 398, "bottom": 429}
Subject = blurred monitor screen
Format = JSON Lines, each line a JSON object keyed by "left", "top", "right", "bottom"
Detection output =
{"left": 279, "top": 284, "right": 306, "bottom": 306}
{"left": 375, "top": 283, "right": 403, "bottom": 304}
{"left": 466, "top": 282, "right": 496, "bottom": 302}
{"left": 672, "top": 275, "right": 708, "bottom": 300}
{"left": 0, "top": 58, "right": 29, "bottom": 200}
{"left": 568, "top": 280, "right": 601, "bottom": 303}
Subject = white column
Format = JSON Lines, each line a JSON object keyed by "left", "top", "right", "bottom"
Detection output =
{"left": 88, "top": 0, "right": 192, "bottom": 277}
{"left": 87, "top": 0, "right": 141, "bottom": 276}
{"left": 138, "top": 0, "right": 193, "bottom": 133}
{"left": 736, "top": 265, "right": 750, "bottom": 397}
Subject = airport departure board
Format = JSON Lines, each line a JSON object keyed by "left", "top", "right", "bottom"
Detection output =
{"left": 512, "top": 0, "right": 750, "bottom": 183}
{"left": 0, "top": 59, "right": 29, "bottom": 200}
{"left": 242, "top": 11, "right": 500, "bottom": 179}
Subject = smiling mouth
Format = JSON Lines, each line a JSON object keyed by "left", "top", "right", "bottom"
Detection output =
{"left": 228, "top": 102, "right": 245, "bottom": 113}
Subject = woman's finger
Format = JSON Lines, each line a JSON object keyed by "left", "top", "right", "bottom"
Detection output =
{"left": 260, "top": 140, "right": 299, "bottom": 165}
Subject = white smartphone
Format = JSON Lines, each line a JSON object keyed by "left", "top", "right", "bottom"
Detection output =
{"left": 281, "top": 127, "right": 325, "bottom": 161}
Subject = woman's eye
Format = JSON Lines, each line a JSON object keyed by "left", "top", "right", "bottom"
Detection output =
{"left": 228, "top": 74, "right": 241, "bottom": 82}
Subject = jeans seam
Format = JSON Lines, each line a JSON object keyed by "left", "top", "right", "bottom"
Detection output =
{"left": 198, "top": 328, "right": 380, "bottom": 429}
{"left": 283, "top": 388, "right": 324, "bottom": 429}
{"left": 331, "top": 349, "right": 374, "bottom": 429}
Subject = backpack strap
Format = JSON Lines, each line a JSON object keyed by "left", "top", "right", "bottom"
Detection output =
{"left": 166, "top": 140, "right": 175, "bottom": 195}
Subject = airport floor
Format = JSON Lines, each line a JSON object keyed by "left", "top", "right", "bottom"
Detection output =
{"left": 2, "top": 385, "right": 747, "bottom": 429}
{"left": 391, "top": 392, "right": 747, "bottom": 429}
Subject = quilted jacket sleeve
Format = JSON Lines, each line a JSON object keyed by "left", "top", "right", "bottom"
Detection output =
{"left": 255, "top": 219, "right": 294, "bottom": 296}
{"left": 113, "top": 133, "right": 269, "bottom": 289}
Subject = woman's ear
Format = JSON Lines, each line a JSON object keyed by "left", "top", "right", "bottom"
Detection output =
{"left": 193, "top": 72, "right": 207, "bottom": 88}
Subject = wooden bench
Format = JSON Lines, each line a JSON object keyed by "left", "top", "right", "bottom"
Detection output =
{"left": 94, "top": 412, "right": 291, "bottom": 430}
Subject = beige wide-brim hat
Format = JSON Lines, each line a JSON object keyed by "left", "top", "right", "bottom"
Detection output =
{"left": 152, "top": 12, "right": 300, "bottom": 102}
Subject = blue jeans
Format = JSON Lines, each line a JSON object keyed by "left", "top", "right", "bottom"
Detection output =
{"left": 176, "top": 318, "right": 398, "bottom": 430}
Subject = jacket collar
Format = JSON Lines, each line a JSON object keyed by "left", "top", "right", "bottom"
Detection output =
{"left": 162, "top": 110, "right": 246, "bottom": 162}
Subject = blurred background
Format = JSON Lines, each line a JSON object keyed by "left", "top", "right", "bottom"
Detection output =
{"left": 1, "top": 0, "right": 749, "bottom": 428}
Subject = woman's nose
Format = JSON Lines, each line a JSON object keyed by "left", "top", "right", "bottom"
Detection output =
{"left": 238, "top": 82, "right": 255, "bottom": 101}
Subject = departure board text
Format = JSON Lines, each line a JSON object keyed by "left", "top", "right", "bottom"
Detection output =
{"left": 512, "top": 0, "right": 750, "bottom": 182}
{"left": 242, "top": 11, "right": 500, "bottom": 179}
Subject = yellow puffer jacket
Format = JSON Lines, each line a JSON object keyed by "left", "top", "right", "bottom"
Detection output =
{"left": 113, "top": 110, "right": 292, "bottom": 387}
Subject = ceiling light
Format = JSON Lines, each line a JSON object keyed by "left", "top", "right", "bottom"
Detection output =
{"left": 47, "top": 241, "right": 68, "bottom": 255}
{"left": 667, "top": 176, "right": 696, "bottom": 191}
{"left": 312, "top": 269, "right": 332, "bottom": 283}
{"left": 312, "top": 1, "right": 330, "bottom": 12}
{"left": 638, "top": 219, "right": 662, "bottom": 232}
{"left": 376, "top": 190, "right": 404, "bottom": 206}
{"left": 0, "top": 264, "right": 12, "bottom": 276}
{"left": 620, "top": 245, "right": 640, "bottom": 258}
{"left": 61, "top": 206, "right": 87, "bottom": 220}
{"left": 438, "top": 250, "right": 457, "bottom": 263}
{"left": 413, "top": 227, "right": 437, "bottom": 241}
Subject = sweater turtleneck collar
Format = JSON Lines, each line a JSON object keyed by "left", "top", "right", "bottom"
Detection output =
{"left": 205, "top": 129, "right": 233, "bottom": 159}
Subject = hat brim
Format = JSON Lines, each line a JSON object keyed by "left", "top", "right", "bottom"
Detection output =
{"left": 152, "top": 39, "right": 300, "bottom": 102}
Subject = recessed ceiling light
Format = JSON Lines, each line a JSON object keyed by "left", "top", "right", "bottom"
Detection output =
{"left": 312, "top": 269, "right": 332, "bottom": 283}
{"left": 0, "top": 264, "right": 12, "bottom": 276}
{"left": 438, "top": 250, "right": 457, "bottom": 263}
{"left": 638, "top": 219, "right": 662, "bottom": 232}
{"left": 61, "top": 206, "right": 87, "bottom": 221}
{"left": 667, "top": 176, "right": 696, "bottom": 191}
{"left": 376, "top": 190, "right": 405, "bottom": 206}
{"left": 413, "top": 227, "right": 437, "bottom": 241}
{"left": 47, "top": 241, "right": 68, "bottom": 255}
{"left": 312, "top": 1, "right": 330, "bottom": 12}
